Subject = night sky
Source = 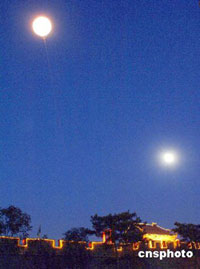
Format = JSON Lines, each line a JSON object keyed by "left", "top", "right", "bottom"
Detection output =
{"left": 1, "top": 0, "right": 200, "bottom": 239}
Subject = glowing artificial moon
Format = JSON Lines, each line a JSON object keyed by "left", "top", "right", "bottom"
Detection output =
{"left": 32, "top": 16, "right": 52, "bottom": 37}
{"left": 162, "top": 152, "right": 176, "bottom": 164}
{"left": 160, "top": 151, "right": 178, "bottom": 166}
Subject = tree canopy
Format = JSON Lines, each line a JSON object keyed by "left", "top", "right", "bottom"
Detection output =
{"left": 63, "top": 211, "right": 143, "bottom": 245}
{"left": 0, "top": 205, "right": 32, "bottom": 238}
{"left": 63, "top": 227, "right": 91, "bottom": 242}
{"left": 90, "top": 211, "right": 143, "bottom": 244}
{"left": 173, "top": 222, "right": 200, "bottom": 242}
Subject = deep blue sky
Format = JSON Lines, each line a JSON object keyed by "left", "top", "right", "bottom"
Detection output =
{"left": 1, "top": 0, "right": 200, "bottom": 239}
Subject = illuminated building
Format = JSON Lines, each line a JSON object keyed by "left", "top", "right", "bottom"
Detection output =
{"left": 140, "top": 222, "right": 179, "bottom": 249}
{"left": 101, "top": 222, "right": 179, "bottom": 249}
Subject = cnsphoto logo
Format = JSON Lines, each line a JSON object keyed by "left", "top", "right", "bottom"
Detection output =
{"left": 138, "top": 250, "right": 193, "bottom": 260}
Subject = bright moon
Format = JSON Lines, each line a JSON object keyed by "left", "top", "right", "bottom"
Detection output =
{"left": 160, "top": 151, "right": 178, "bottom": 166}
{"left": 32, "top": 16, "right": 52, "bottom": 37}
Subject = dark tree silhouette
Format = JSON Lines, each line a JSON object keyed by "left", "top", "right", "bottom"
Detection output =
{"left": 63, "top": 227, "right": 91, "bottom": 242}
{"left": 89, "top": 211, "right": 143, "bottom": 269}
{"left": 173, "top": 222, "right": 200, "bottom": 242}
{"left": 0, "top": 205, "right": 32, "bottom": 238}
{"left": 90, "top": 211, "right": 143, "bottom": 245}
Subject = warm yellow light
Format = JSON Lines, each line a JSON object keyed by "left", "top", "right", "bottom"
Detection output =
{"left": 87, "top": 241, "right": 103, "bottom": 250}
{"left": 143, "top": 234, "right": 177, "bottom": 242}
{"left": 32, "top": 16, "right": 52, "bottom": 37}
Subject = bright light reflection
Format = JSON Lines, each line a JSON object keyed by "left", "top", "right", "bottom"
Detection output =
{"left": 32, "top": 16, "right": 52, "bottom": 37}
{"left": 159, "top": 150, "right": 179, "bottom": 167}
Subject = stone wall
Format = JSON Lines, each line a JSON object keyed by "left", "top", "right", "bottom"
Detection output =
{"left": 0, "top": 237, "right": 199, "bottom": 268}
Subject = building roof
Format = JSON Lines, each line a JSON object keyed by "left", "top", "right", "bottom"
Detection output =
{"left": 139, "top": 223, "right": 175, "bottom": 236}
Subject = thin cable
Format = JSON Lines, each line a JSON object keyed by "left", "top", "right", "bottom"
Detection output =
{"left": 42, "top": 38, "right": 67, "bottom": 151}
{"left": 43, "top": 38, "right": 52, "bottom": 78}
